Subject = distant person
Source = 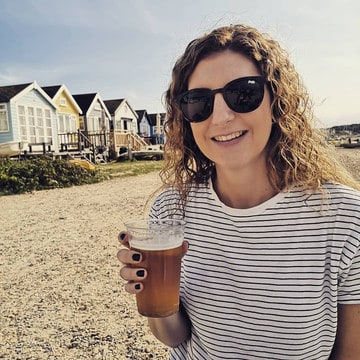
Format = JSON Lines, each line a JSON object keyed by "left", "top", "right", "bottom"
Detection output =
{"left": 118, "top": 24, "right": 360, "bottom": 359}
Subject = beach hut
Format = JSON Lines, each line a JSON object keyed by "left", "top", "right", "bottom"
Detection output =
{"left": 136, "top": 109, "right": 152, "bottom": 140}
{"left": 104, "top": 98, "right": 147, "bottom": 158}
{"left": 0, "top": 81, "right": 58, "bottom": 156}
{"left": 72, "top": 93, "right": 112, "bottom": 161}
{"left": 42, "top": 84, "right": 83, "bottom": 154}
{"left": 148, "top": 113, "right": 166, "bottom": 145}
{"left": 42, "top": 84, "right": 82, "bottom": 134}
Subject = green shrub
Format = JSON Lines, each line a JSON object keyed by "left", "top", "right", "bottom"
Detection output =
{"left": 0, "top": 157, "right": 104, "bottom": 195}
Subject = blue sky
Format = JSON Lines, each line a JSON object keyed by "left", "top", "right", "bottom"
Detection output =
{"left": 0, "top": 0, "right": 359, "bottom": 127}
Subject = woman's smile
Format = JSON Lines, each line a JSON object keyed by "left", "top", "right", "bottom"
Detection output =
{"left": 212, "top": 130, "right": 248, "bottom": 142}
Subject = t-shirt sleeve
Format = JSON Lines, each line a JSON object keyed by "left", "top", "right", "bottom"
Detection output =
{"left": 338, "top": 233, "right": 360, "bottom": 304}
{"left": 149, "top": 187, "right": 184, "bottom": 220}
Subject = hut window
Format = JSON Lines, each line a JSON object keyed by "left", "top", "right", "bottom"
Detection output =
{"left": 58, "top": 114, "right": 76, "bottom": 133}
{"left": 18, "top": 105, "right": 27, "bottom": 140}
{"left": 17, "top": 105, "right": 53, "bottom": 143}
{"left": 0, "top": 104, "right": 9, "bottom": 132}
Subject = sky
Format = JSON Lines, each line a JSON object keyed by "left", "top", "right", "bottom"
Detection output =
{"left": 0, "top": 0, "right": 359, "bottom": 128}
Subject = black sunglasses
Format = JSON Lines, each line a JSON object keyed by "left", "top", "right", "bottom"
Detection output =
{"left": 177, "top": 76, "right": 266, "bottom": 123}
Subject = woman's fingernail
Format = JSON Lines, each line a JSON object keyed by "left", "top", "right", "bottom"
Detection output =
{"left": 136, "top": 270, "right": 145, "bottom": 277}
{"left": 135, "top": 284, "right": 141, "bottom": 290}
{"left": 132, "top": 253, "right": 141, "bottom": 262}
{"left": 119, "top": 233, "right": 126, "bottom": 240}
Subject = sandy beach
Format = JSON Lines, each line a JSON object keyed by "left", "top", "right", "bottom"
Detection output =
{"left": 0, "top": 147, "right": 359, "bottom": 359}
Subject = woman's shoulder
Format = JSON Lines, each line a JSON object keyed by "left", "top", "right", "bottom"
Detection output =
{"left": 317, "top": 183, "right": 360, "bottom": 218}
{"left": 280, "top": 183, "right": 360, "bottom": 217}
{"left": 151, "top": 186, "right": 182, "bottom": 208}
{"left": 150, "top": 182, "right": 211, "bottom": 218}
{"left": 324, "top": 182, "right": 360, "bottom": 203}
{"left": 293, "top": 182, "right": 360, "bottom": 202}
{"left": 156, "top": 182, "right": 210, "bottom": 200}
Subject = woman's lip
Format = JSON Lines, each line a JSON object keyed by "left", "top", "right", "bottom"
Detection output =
{"left": 212, "top": 130, "right": 247, "bottom": 142}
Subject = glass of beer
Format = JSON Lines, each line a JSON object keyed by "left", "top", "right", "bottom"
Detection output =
{"left": 125, "top": 218, "right": 185, "bottom": 317}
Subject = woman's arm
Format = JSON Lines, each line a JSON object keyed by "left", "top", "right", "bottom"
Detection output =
{"left": 148, "top": 303, "right": 192, "bottom": 347}
{"left": 329, "top": 304, "right": 360, "bottom": 359}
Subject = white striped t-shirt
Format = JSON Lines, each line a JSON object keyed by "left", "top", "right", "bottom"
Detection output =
{"left": 149, "top": 181, "right": 360, "bottom": 360}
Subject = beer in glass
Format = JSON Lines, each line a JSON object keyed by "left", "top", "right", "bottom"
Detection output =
{"left": 125, "top": 219, "right": 185, "bottom": 317}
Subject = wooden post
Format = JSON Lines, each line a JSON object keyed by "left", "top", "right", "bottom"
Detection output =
{"left": 77, "top": 129, "right": 81, "bottom": 151}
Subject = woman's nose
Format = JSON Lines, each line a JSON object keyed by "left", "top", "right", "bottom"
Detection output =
{"left": 210, "top": 93, "right": 235, "bottom": 125}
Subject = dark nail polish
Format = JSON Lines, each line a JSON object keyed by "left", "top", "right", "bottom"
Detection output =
{"left": 119, "top": 233, "right": 126, "bottom": 240}
{"left": 136, "top": 270, "right": 145, "bottom": 277}
{"left": 135, "top": 284, "right": 141, "bottom": 290}
{"left": 132, "top": 253, "right": 141, "bottom": 262}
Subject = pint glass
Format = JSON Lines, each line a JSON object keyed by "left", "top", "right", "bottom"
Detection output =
{"left": 125, "top": 219, "right": 185, "bottom": 317}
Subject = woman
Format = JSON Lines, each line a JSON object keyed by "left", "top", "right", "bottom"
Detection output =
{"left": 118, "top": 24, "right": 360, "bottom": 359}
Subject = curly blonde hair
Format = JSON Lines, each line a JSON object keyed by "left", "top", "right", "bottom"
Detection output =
{"left": 160, "top": 24, "right": 359, "bottom": 201}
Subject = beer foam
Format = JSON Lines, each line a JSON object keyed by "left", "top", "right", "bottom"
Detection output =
{"left": 130, "top": 236, "right": 183, "bottom": 251}
{"left": 126, "top": 219, "right": 185, "bottom": 251}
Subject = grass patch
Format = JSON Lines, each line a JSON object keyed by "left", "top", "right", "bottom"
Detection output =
{"left": 0, "top": 157, "right": 163, "bottom": 195}
{"left": 96, "top": 159, "right": 163, "bottom": 179}
{"left": 0, "top": 157, "right": 102, "bottom": 195}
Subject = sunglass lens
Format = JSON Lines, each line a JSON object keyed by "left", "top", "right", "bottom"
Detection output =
{"left": 180, "top": 92, "right": 213, "bottom": 122}
{"left": 225, "top": 78, "right": 265, "bottom": 113}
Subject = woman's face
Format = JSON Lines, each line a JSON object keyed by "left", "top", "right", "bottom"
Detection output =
{"left": 188, "top": 50, "right": 273, "bottom": 176}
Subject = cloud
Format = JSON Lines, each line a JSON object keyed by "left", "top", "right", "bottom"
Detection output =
{"left": 1, "top": 0, "right": 121, "bottom": 30}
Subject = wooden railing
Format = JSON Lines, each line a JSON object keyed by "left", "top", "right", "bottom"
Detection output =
{"left": 28, "top": 141, "right": 52, "bottom": 154}
{"left": 58, "top": 130, "right": 99, "bottom": 163}
{"left": 58, "top": 129, "right": 153, "bottom": 161}
{"left": 110, "top": 130, "right": 148, "bottom": 152}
